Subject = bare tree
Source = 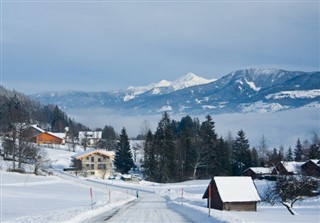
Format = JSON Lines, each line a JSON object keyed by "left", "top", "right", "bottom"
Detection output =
{"left": 33, "top": 147, "right": 50, "bottom": 175}
{"left": 263, "top": 174, "right": 316, "bottom": 215}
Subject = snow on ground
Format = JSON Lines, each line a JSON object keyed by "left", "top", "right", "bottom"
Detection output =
{"left": 0, "top": 171, "right": 135, "bottom": 223}
{"left": 1, "top": 146, "right": 320, "bottom": 223}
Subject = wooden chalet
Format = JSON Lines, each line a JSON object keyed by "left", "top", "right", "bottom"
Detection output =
{"left": 202, "top": 177, "right": 260, "bottom": 211}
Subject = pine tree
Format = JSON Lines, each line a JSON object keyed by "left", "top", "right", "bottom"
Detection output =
{"left": 294, "top": 138, "right": 303, "bottom": 161}
{"left": 232, "top": 129, "right": 251, "bottom": 176}
{"left": 154, "top": 112, "right": 176, "bottom": 182}
{"left": 143, "top": 130, "right": 157, "bottom": 181}
{"left": 286, "top": 147, "right": 294, "bottom": 161}
{"left": 199, "top": 115, "right": 218, "bottom": 177}
{"left": 114, "top": 127, "right": 134, "bottom": 174}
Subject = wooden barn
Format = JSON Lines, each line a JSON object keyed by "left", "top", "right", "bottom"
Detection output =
{"left": 243, "top": 167, "right": 273, "bottom": 180}
{"left": 202, "top": 177, "right": 261, "bottom": 211}
{"left": 272, "top": 161, "right": 304, "bottom": 175}
{"left": 301, "top": 160, "right": 320, "bottom": 177}
{"left": 35, "top": 132, "right": 65, "bottom": 145}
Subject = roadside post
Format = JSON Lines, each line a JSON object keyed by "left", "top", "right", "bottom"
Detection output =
{"left": 181, "top": 188, "right": 184, "bottom": 206}
{"left": 208, "top": 183, "right": 211, "bottom": 216}
{"left": 90, "top": 187, "right": 93, "bottom": 210}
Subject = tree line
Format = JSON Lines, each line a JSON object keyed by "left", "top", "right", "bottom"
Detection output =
{"left": 141, "top": 112, "right": 320, "bottom": 183}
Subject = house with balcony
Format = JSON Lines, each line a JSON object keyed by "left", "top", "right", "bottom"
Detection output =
{"left": 71, "top": 150, "right": 114, "bottom": 178}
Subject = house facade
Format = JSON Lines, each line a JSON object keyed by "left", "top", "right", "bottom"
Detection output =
{"left": 202, "top": 177, "right": 260, "bottom": 211}
{"left": 78, "top": 131, "right": 102, "bottom": 147}
{"left": 71, "top": 150, "right": 114, "bottom": 178}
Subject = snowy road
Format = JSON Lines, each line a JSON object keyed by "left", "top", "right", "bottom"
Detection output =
{"left": 82, "top": 193, "right": 192, "bottom": 223}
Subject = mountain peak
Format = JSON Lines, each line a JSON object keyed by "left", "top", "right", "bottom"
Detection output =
{"left": 171, "top": 72, "right": 214, "bottom": 90}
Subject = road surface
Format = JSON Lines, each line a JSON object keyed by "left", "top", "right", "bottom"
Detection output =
{"left": 51, "top": 169, "right": 192, "bottom": 222}
{"left": 82, "top": 193, "right": 192, "bottom": 223}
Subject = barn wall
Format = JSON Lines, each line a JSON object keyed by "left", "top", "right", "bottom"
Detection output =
{"left": 209, "top": 182, "right": 223, "bottom": 210}
{"left": 36, "top": 133, "right": 63, "bottom": 144}
{"left": 223, "top": 202, "right": 257, "bottom": 211}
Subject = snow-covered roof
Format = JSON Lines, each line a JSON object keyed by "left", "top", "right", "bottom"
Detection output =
{"left": 246, "top": 167, "right": 273, "bottom": 174}
{"left": 214, "top": 177, "right": 261, "bottom": 202}
{"left": 48, "top": 132, "right": 65, "bottom": 139}
{"left": 30, "top": 124, "right": 45, "bottom": 133}
{"left": 281, "top": 161, "right": 304, "bottom": 174}
{"left": 310, "top": 159, "right": 320, "bottom": 165}
{"left": 72, "top": 149, "right": 114, "bottom": 160}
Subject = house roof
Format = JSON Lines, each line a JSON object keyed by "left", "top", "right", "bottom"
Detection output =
{"left": 280, "top": 161, "right": 304, "bottom": 174}
{"left": 301, "top": 159, "right": 320, "bottom": 167}
{"left": 30, "top": 124, "right": 45, "bottom": 133}
{"left": 203, "top": 177, "right": 261, "bottom": 202}
{"left": 72, "top": 149, "right": 114, "bottom": 160}
{"left": 244, "top": 167, "right": 273, "bottom": 174}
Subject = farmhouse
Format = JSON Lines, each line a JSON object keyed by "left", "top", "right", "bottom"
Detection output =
{"left": 301, "top": 160, "right": 320, "bottom": 177}
{"left": 34, "top": 132, "right": 65, "bottom": 145}
{"left": 202, "top": 177, "right": 261, "bottom": 211}
{"left": 243, "top": 167, "right": 273, "bottom": 180}
{"left": 71, "top": 150, "right": 114, "bottom": 178}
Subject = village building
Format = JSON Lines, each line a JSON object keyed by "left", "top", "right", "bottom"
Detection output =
{"left": 243, "top": 167, "right": 273, "bottom": 180}
{"left": 202, "top": 177, "right": 261, "bottom": 211}
{"left": 272, "top": 161, "right": 305, "bottom": 175}
{"left": 78, "top": 131, "right": 102, "bottom": 147}
{"left": 301, "top": 160, "right": 320, "bottom": 177}
{"left": 34, "top": 132, "right": 65, "bottom": 145}
{"left": 71, "top": 150, "right": 114, "bottom": 178}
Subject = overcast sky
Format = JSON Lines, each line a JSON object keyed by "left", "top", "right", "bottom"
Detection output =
{"left": 1, "top": 0, "right": 319, "bottom": 94}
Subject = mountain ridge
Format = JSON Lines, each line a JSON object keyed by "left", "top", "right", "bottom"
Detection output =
{"left": 30, "top": 69, "right": 320, "bottom": 115}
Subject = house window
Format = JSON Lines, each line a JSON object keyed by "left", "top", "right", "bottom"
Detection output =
{"left": 98, "top": 158, "right": 101, "bottom": 162}
{"left": 91, "top": 164, "right": 94, "bottom": 169}
{"left": 86, "top": 157, "right": 89, "bottom": 160}
{"left": 98, "top": 164, "right": 106, "bottom": 170}
{"left": 86, "top": 164, "right": 89, "bottom": 168}
{"left": 91, "top": 157, "right": 94, "bottom": 162}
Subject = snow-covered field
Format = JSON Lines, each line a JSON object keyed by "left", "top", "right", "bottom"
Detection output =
{"left": 1, "top": 147, "right": 319, "bottom": 223}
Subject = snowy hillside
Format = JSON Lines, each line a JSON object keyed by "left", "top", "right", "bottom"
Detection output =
{"left": 1, "top": 146, "right": 319, "bottom": 223}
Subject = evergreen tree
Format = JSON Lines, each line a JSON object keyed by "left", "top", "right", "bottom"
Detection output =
{"left": 286, "top": 147, "right": 294, "bottom": 161}
{"left": 294, "top": 138, "right": 303, "bottom": 161}
{"left": 232, "top": 129, "right": 251, "bottom": 175}
{"left": 199, "top": 115, "right": 218, "bottom": 177}
{"left": 143, "top": 130, "right": 157, "bottom": 181}
{"left": 154, "top": 112, "right": 176, "bottom": 182}
{"left": 114, "top": 127, "right": 134, "bottom": 174}
{"left": 251, "top": 147, "right": 259, "bottom": 167}
{"left": 308, "top": 144, "right": 319, "bottom": 159}
{"left": 215, "top": 137, "right": 232, "bottom": 176}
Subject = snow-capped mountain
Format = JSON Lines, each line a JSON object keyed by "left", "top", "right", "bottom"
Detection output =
{"left": 123, "top": 72, "right": 214, "bottom": 101}
{"left": 31, "top": 69, "right": 320, "bottom": 115}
